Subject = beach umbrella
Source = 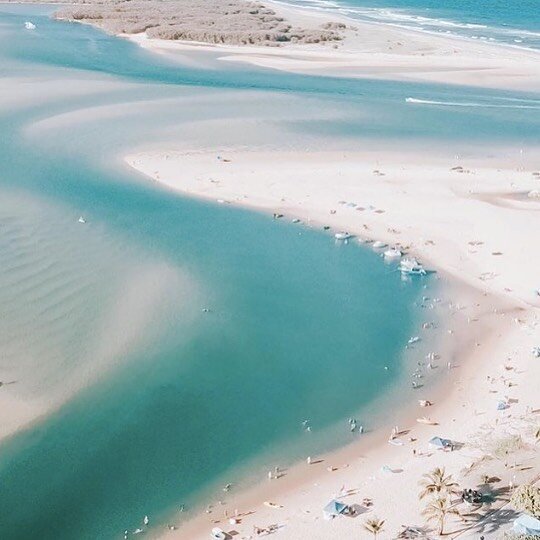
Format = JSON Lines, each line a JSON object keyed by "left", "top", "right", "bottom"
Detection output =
{"left": 496, "top": 400, "right": 509, "bottom": 410}
{"left": 323, "top": 499, "right": 348, "bottom": 519}
{"left": 429, "top": 436, "right": 452, "bottom": 449}
{"left": 513, "top": 514, "right": 540, "bottom": 535}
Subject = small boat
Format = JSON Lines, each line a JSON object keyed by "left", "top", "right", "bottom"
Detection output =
{"left": 24, "top": 21, "right": 36, "bottom": 30}
{"left": 264, "top": 501, "right": 283, "bottom": 509}
{"left": 400, "top": 257, "right": 427, "bottom": 276}
{"left": 372, "top": 240, "right": 387, "bottom": 249}
{"left": 383, "top": 248, "right": 402, "bottom": 260}
{"left": 143, "top": 515, "right": 149, "bottom": 526}
{"left": 334, "top": 232, "right": 352, "bottom": 240}
{"left": 417, "top": 417, "right": 438, "bottom": 425}
{"left": 532, "top": 346, "right": 540, "bottom": 358}
{"left": 388, "top": 438, "right": 404, "bottom": 446}
{"left": 408, "top": 336, "right": 420, "bottom": 345}
{"left": 78, "top": 216, "right": 86, "bottom": 224}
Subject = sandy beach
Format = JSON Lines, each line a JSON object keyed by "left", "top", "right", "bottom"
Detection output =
{"left": 9, "top": 0, "right": 540, "bottom": 90}
{"left": 1, "top": 1, "right": 539, "bottom": 537}
{"left": 125, "top": 147, "right": 540, "bottom": 539}
{"left": 124, "top": 0, "right": 540, "bottom": 92}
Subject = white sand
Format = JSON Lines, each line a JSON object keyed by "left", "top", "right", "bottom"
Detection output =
{"left": 125, "top": 147, "right": 540, "bottom": 539}
{"left": 127, "top": 149, "right": 540, "bottom": 309}
{"left": 11, "top": 0, "right": 540, "bottom": 90}
{"left": 126, "top": 0, "right": 540, "bottom": 92}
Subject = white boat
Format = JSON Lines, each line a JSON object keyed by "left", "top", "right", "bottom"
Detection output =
{"left": 78, "top": 216, "right": 86, "bottom": 224}
{"left": 383, "top": 248, "right": 402, "bottom": 260}
{"left": 408, "top": 336, "right": 420, "bottom": 345}
{"left": 388, "top": 438, "right": 404, "bottom": 446}
{"left": 334, "top": 232, "right": 352, "bottom": 240}
{"left": 400, "top": 257, "right": 427, "bottom": 275}
{"left": 143, "top": 515, "right": 149, "bottom": 526}
{"left": 417, "top": 416, "right": 438, "bottom": 425}
{"left": 24, "top": 21, "right": 36, "bottom": 30}
{"left": 372, "top": 240, "right": 387, "bottom": 249}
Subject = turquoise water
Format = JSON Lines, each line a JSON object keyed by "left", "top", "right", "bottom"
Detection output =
{"left": 0, "top": 4, "right": 539, "bottom": 539}
{"left": 280, "top": 0, "right": 540, "bottom": 49}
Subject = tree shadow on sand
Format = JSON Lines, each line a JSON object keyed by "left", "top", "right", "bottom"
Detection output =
{"left": 458, "top": 507, "right": 519, "bottom": 537}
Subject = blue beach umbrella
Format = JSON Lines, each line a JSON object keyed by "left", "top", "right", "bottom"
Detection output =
{"left": 513, "top": 514, "right": 540, "bottom": 535}
{"left": 323, "top": 499, "right": 349, "bottom": 519}
{"left": 429, "top": 436, "right": 452, "bottom": 449}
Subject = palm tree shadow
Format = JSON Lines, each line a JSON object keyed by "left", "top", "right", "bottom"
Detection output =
{"left": 463, "top": 507, "right": 519, "bottom": 536}
{"left": 393, "top": 524, "right": 433, "bottom": 539}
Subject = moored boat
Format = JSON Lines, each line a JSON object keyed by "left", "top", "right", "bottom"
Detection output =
{"left": 400, "top": 257, "right": 427, "bottom": 275}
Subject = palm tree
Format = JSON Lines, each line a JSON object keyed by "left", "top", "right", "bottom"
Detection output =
{"left": 418, "top": 467, "right": 460, "bottom": 500}
{"left": 422, "top": 496, "right": 459, "bottom": 536}
{"left": 364, "top": 517, "right": 385, "bottom": 539}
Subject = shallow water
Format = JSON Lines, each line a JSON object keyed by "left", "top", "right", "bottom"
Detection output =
{"left": 0, "top": 5, "right": 538, "bottom": 539}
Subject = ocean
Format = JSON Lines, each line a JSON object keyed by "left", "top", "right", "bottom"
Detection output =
{"left": 278, "top": 0, "right": 540, "bottom": 50}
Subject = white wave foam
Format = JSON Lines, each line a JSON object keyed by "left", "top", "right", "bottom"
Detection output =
{"left": 278, "top": 0, "right": 540, "bottom": 51}
{"left": 405, "top": 97, "right": 540, "bottom": 109}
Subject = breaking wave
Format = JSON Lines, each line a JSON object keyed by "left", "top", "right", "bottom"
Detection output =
{"left": 405, "top": 97, "right": 540, "bottom": 109}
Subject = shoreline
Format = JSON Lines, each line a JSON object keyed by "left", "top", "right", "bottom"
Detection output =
{"left": 126, "top": 148, "right": 540, "bottom": 309}
{"left": 121, "top": 0, "right": 540, "bottom": 92}
{"left": 162, "top": 308, "right": 531, "bottom": 540}
{"left": 7, "top": 0, "right": 540, "bottom": 91}
{"left": 125, "top": 147, "right": 540, "bottom": 538}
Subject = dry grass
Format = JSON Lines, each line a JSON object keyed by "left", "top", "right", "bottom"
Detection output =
{"left": 12, "top": 0, "right": 346, "bottom": 45}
